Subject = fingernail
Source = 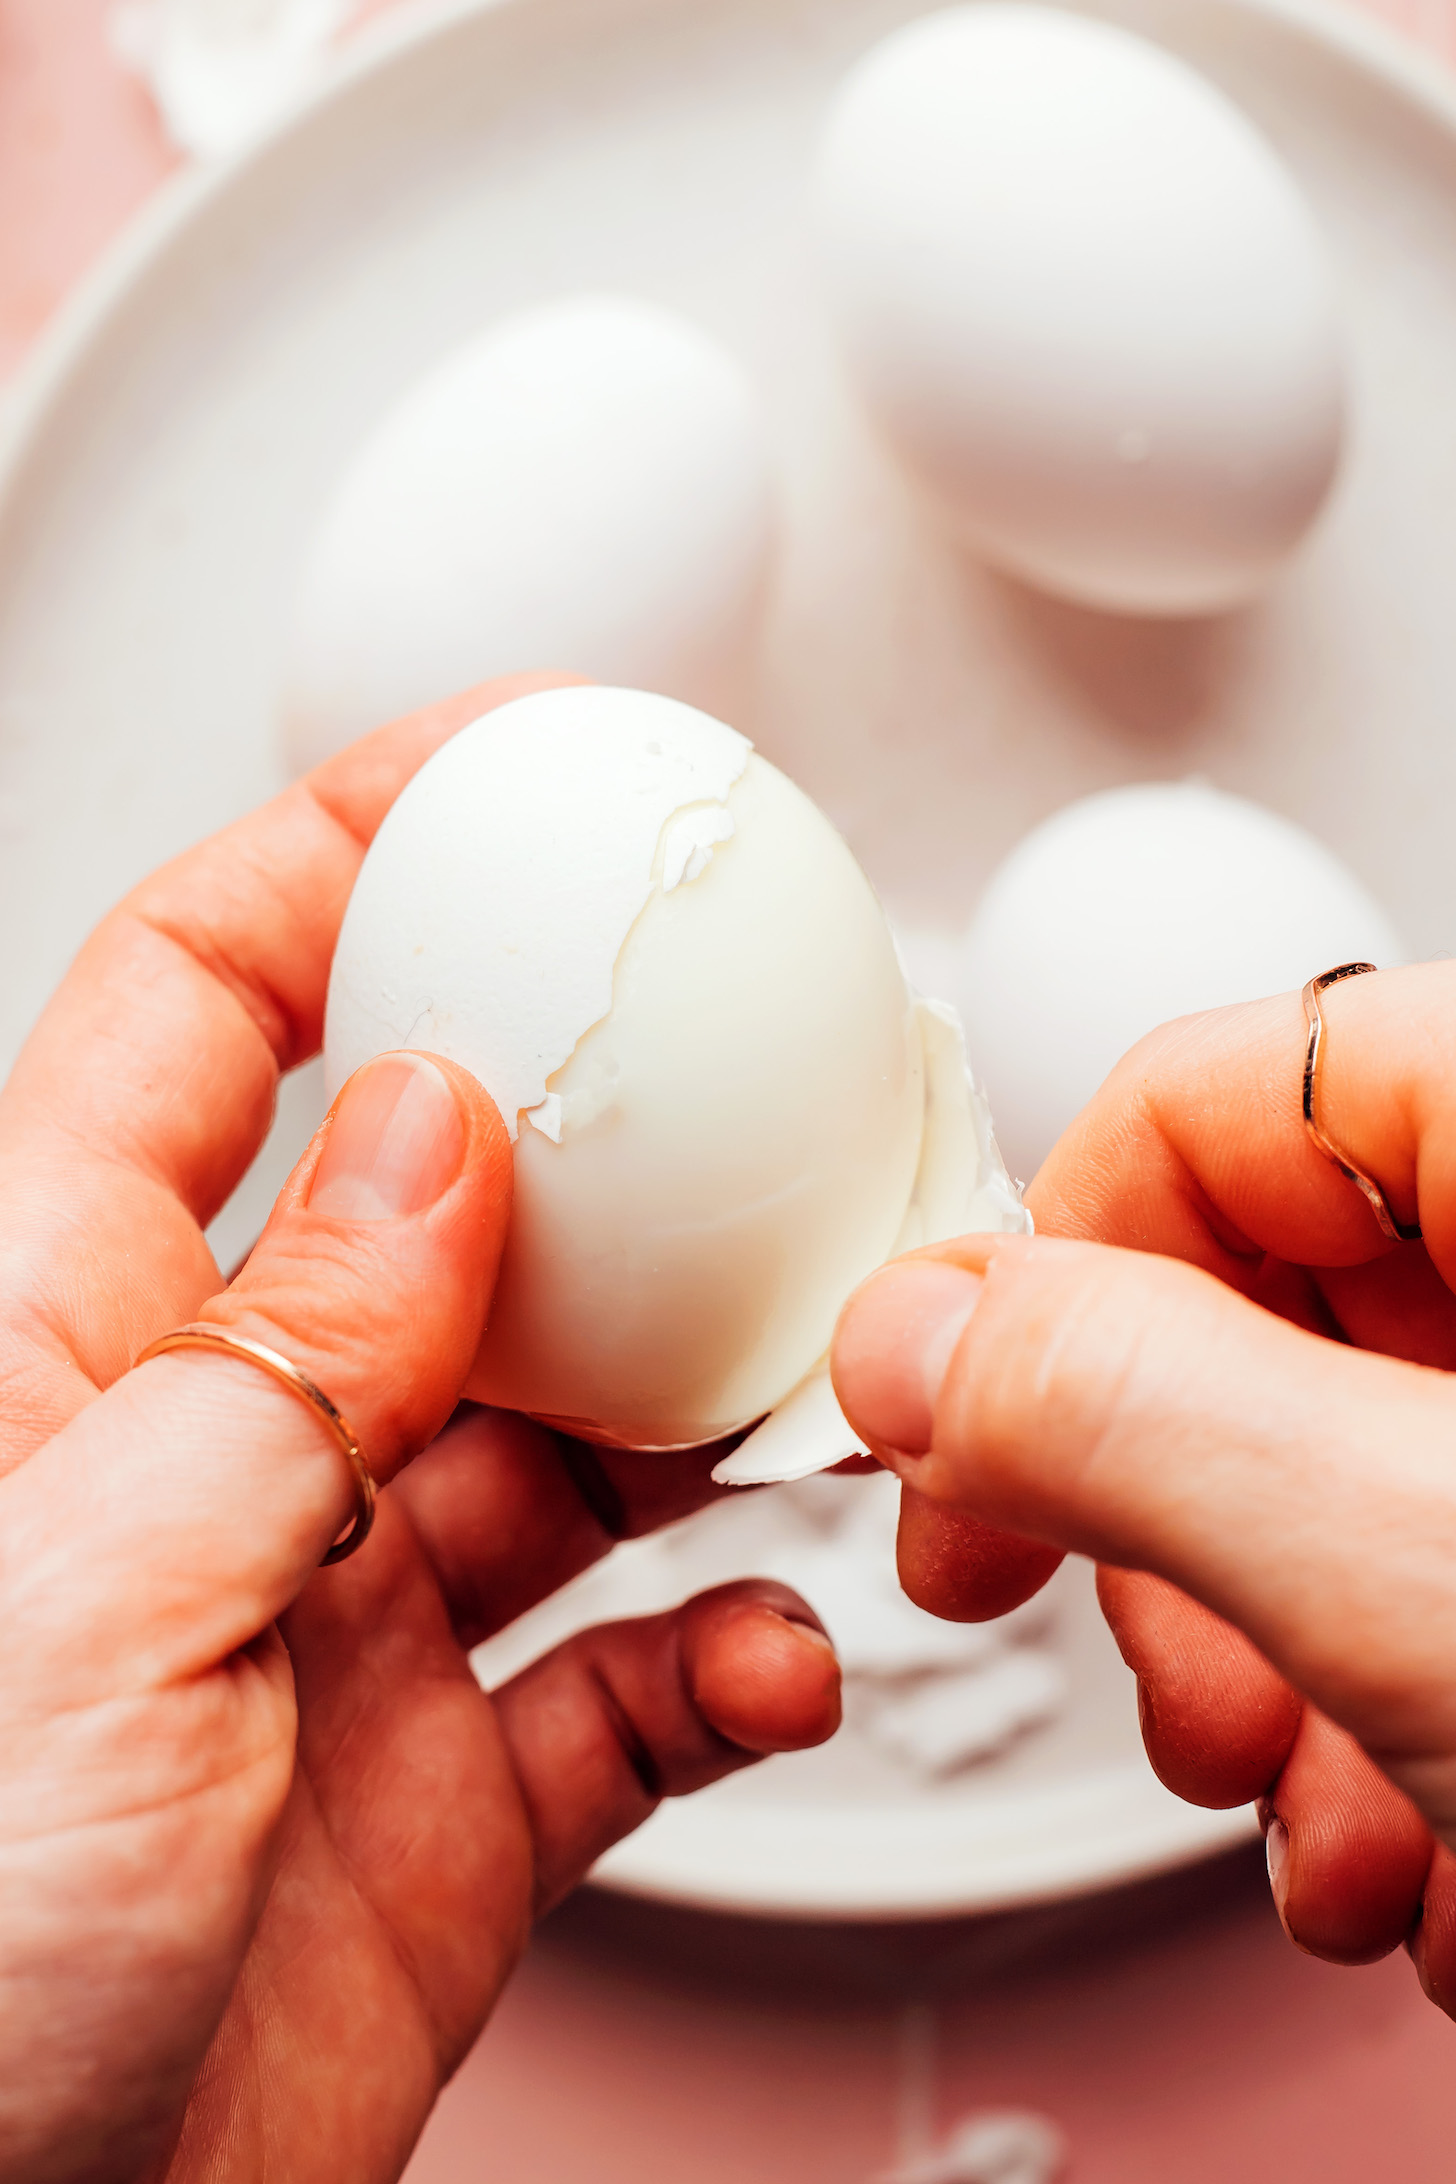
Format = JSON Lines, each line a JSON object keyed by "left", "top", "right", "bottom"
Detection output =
{"left": 833, "top": 1259, "right": 985, "bottom": 1456}
{"left": 309, "top": 1054, "right": 464, "bottom": 1221}
{"left": 1266, "top": 1816, "right": 1290, "bottom": 1913}
{"left": 777, "top": 1615, "right": 840, "bottom": 1664}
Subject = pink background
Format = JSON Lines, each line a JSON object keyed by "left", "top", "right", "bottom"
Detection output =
{"left": 3, "top": 3, "right": 1456, "bottom": 2177}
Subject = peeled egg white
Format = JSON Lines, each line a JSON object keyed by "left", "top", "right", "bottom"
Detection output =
{"left": 326, "top": 686, "right": 1027, "bottom": 1476}
{"left": 282, "top": 297, "right": 774, "bottom": 771}
{"left": 813, "top": 5, "right": 1345, "bottom": 614}
{"left": 938, "top": 782, "right": 1404, "bottom": 1184}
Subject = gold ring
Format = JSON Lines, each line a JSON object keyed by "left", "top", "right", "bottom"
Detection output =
{"left": 132, "top": 1324, "right": 377, "bottom": 1564}
{"left": 1301, "top": 963, "right": 1420, "bottom": 1244}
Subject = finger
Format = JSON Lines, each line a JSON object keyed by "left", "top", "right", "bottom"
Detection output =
{"left": 896, "top": 1484, "right": 1063, "bottom": 1622}
{"left": 261, "top": 1516, "right": 844, "bottom": 2099}
{"left": 1088, "top": 1569, "right": 1430, "bottom": 1974}
{"left": 489, "top": 1582, "right": 842, "bottom": 1914}
{"left": 1096, "top": 1567, "right": 1302, "bottom": 1807}
{"left": 836, "top": 1256, "right": 1065, "bottom": 1619}
{"left": 1, "top": 674, "right": 563, "bottom": 1210}
{"left": 1263, "top": 1707, "right": 1433, "bottom": 1965}
{"left": 387, "top": 1406, "right": 748, "bottom": 1648}
{"left": 832, "top": 1234, "right": 1456, "bottom": 1839}
{"left": 0, "top": 1051, "right": 511, "bottom": 1699}
{"left": 1410, "top": 1843, "right": 1456, "bottom": 2017}
{"left": 1028, "top": 965, "right": 1456, "bottom": 1338}
{"left": 0, "top": 675, "right": 569, "bottom": 1435}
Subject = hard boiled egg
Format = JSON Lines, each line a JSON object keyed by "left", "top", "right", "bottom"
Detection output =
{"left": 282, "top": 297, "right": 774, "bottom": 771}
{"left": 325, "top": 686, "right": 1027, "bottom": 1481}
{"left": 940, "top": 782, "right": 1404, "bottom": 1184}
{"left": 813, "top": 6, "right": 1345, "bottom": 614}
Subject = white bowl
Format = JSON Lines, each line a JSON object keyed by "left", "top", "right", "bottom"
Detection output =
{"left": 4, "top": 0, "right": 1454, "bottom": 1913}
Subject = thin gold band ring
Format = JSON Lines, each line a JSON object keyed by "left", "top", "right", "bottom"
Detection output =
{"left": 1301, "top": 962, "right": 1421, "bottom": 1244}
{"left": 132, "top": 1324, "right": 377, "bottom": 1564}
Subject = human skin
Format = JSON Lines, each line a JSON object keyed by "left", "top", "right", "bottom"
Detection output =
{"left": 0, "top": 674, "right": 842, "bottom": 2184}
{"left": 832, "top": 964, "right": 1456, "bottom": 2011}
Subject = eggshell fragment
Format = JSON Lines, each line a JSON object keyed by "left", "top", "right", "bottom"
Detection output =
{"left": 329, "top": 687, "right": 1028, "bottom": 1465}
{"left": 714, "top": 999, "right": 1030, "bottom": 1486}
{"left": 282, "top": 296, "right": 774, "bottom": 769}
{"left": 813, "top": 5, "right": 1345, "bottom": 614}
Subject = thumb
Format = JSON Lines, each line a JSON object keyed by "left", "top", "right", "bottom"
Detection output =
{"left": 832, "top": 1236, "right": 1456, "bottom": 1840}
{"left": 1, "top": 1052, "right": 511, "bottom": 1696}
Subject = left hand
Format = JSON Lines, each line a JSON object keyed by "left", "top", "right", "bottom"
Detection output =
{"left": 0, "top": 676, "right": 841, "bottom": 2184}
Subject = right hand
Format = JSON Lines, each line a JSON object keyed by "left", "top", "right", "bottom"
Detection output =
{"left": 832, "top": 963, "right": 1456, "bottom": 2012}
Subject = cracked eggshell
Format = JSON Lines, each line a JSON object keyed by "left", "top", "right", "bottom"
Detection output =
{"left": 324, "top": 685, "right": 927, "bottom": 1450}
{"left": 281, "top": 296, "right": 774, "bottom": 771}
{"left": 712, "top": 998, "right": 1030, "bottom": 1487}
{"left": 813, "top": 5, "right": 1345, "bottom": 614}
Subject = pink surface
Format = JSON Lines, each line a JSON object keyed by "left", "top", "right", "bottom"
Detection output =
{"left": 4, "top": 4, "right": 1456, "bottom": 2178}
{"left": 412, "top": 1858, "right": 1456, "bottom": 2181}
{"left": 0, "top": 0, "right": 176, "bottom": 380}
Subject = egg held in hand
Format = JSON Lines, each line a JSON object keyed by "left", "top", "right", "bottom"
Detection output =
{"left": 813, "top": 5, "right": 1345, "bottom": 615}
{"left": 325, "top": 686, "right": 1026, "bottom": 1482}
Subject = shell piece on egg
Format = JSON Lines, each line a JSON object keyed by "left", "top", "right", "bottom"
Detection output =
{"left": 325, "top": 686, "right": 935, "bottom": 1452}
{"left": 895, "top": 997, "right": 1030, "bottom": 1247}
{"left": 282, "top": 295, "right": 774, "bottom": 769}
{"left": 325, "top": 686, "right": 750, "bottom": 1142}
{"left": 712, "top": 998, "right": 1029, "bottom": 1487}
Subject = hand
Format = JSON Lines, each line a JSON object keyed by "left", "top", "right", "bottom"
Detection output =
{"left": 832, "top": 963, "right": 1456, "bottom": 2010}
{"left": 0, "top": 677, "right": 841, "bottom": 2184}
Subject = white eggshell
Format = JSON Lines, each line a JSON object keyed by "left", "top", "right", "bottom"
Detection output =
{"left": 325, "top": 686, "right": 930, "bottom": 1450}
{"left": 946, "top": 782, "right": 1404, "bottom": 1184}
{"left": 282, "top": 297, "right": 774, "bottom": 770}
{"left": 713, "top": 997, "right": 1030, "bottom": 1487}
{"left": 813, "top": 5, "right": 1345, "bottom": 614}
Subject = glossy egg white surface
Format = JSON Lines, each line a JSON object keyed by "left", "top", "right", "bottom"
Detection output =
{"left": 813, "top": 4, "right": 1345, "bottom": 615}
{"left": 949, "top": 782, "right": 1404, "bottom": 1184}
{"left": 282, "top": 296, "right": 774, "bottom": 770}
{"left": 325, "top": 686, "right": 927, "bottom": 1449}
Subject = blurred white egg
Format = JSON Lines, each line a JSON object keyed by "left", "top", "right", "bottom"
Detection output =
{"left": 941, "top": 782, "right": 1404, "bottom": 1183}
{"left": 326, "top": 686, "right": 1026, "bottom": 1470}
{"left": 281, "top": 296, "right": 774, "bottom": 770}
{"left": 813, "top": 5, "right": 1345, "bottom": 615}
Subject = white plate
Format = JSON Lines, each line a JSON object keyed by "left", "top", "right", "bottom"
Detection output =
{"left": 4, "top": 0, "right": 1455, "bottom": 1913}
{"left": 473, "top": 1482, "right": 1255, "bottom": 1918}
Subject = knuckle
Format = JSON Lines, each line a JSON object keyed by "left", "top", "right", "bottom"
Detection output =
{"left": 952, "top": 1238, "right": 1144, "bottom": 1453}
{"left": 931, "top": 1237, "right": 1229, "bottom": 1524}
{"left": 202, "top": 1236, "right": 447, "bottom": 1463}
